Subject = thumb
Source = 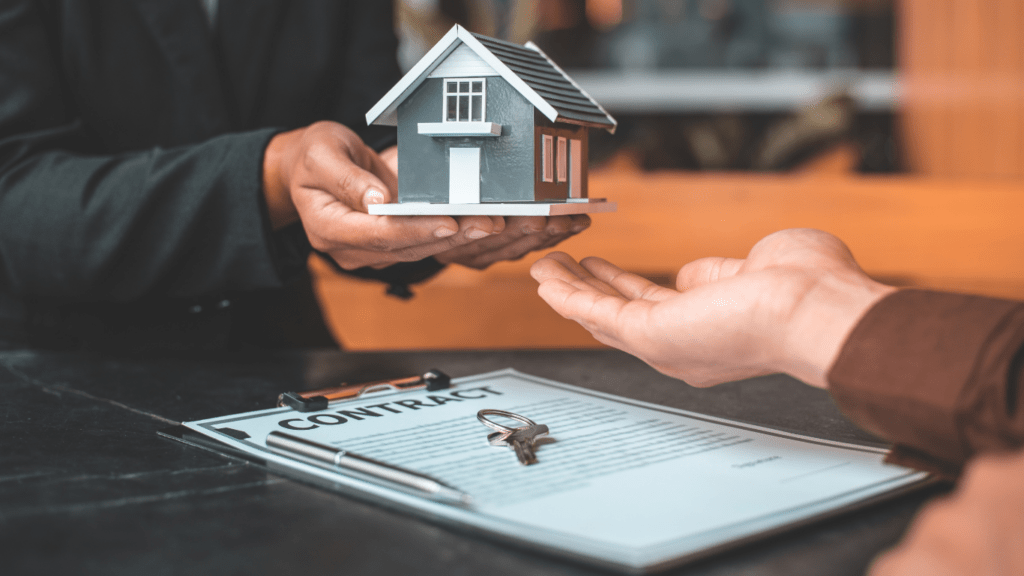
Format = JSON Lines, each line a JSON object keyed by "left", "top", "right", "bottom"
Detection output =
{"left": 364, "top": 146, "right": 399, "bottom": 203}
{"left": 676, "top": 257, "right": 745, "bottom": 291}
{"left": 327, "top": 154, "right": 394, "bottom": 213}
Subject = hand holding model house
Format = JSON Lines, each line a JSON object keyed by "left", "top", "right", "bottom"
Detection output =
{"left": 262, "top": 26, "right": 612, "bottom": 271}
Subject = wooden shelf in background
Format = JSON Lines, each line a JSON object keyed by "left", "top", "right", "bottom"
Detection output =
{"left": 313, "top": 170, "right": 1024, "bottom": 350}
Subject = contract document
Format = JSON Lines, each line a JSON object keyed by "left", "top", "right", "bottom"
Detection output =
{"left": 174, "top": 369, "right": 930, "bottom": 573}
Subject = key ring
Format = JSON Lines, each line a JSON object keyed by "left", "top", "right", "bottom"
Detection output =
{"left": 476, "top": 409, "right": 536, "bottom": 434}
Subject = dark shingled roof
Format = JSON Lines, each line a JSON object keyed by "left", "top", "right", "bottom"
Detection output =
{"left": 472, "top": 33, "right": 616, "bottom": 130}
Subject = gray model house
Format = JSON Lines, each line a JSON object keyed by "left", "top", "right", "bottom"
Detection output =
{"left": 365, "top": 25, "right": 617, "bottom": 216}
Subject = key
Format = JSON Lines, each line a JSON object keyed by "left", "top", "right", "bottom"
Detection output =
{"left": 488, "top": 424, "right": 549, "bottom": 465}
{"left": 477, "top": 410, "right": 550, "bottom": 466}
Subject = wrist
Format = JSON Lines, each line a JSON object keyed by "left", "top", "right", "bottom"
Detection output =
{"left": 262, "top": 129, "right": 302, "bottom": 230}
{"left": 781, "top": 271, "right": 896, "bottom": 389}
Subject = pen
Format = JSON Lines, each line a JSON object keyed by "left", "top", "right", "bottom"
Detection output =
{"left": 265, "top": 431, "right": 472, "bottom": 506}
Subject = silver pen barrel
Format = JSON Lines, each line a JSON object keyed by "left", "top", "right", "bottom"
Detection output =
{"left": 266, "top": 431, "right": 471, "bottom": 505}
{"left": 334, "top": 451, "right": 443, "bottom": 494}
{"left": 266, "top": 430, "right": 338, "bottom": 464}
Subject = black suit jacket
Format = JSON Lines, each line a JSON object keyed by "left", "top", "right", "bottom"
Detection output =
{"left": 0, "top": 0, "right": 438, "bottom": 350}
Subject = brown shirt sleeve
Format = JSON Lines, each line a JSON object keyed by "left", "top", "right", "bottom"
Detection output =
{"left": 827, "top": 289, "right": 1024, "bottom": 475}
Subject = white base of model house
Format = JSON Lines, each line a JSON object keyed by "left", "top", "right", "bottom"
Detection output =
{"left": 368, "top": 199, "right": 617, "bottom": 216}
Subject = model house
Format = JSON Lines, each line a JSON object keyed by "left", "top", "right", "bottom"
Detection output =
{"left": 365, "top": 25, "right": 617, "bottom": 215}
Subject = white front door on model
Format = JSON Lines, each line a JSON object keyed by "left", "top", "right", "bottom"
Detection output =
{"left": 449, "top": 147, "right": 481, "bottom": 204}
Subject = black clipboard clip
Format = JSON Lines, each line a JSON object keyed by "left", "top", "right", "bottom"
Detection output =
{"left": 277, "top": 369, "right": 452, "bottom": 412}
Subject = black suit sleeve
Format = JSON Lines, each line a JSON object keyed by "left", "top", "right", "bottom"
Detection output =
{"left": 0, "top": 1, "right": 292, "bottom": 304}
{"left": 331, "top": 0, "right": 403, "bottom": 152}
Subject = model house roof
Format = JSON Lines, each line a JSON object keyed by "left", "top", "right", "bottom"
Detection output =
{"left": 366, "top": 25, "right": 617, "bottom": 133}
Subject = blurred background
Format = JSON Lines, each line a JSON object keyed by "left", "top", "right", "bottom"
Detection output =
{"left": 397, "top": 0, "right": 899, "bottom": 174}
{"left": 314, "top": 0, "right": 1024, "bottom": 350}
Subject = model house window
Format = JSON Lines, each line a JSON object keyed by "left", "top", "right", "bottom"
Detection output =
{"left": 541, "top": 134, "right": 554, "bottom": 182}
{"left": 557, "top": 137, "right": 568, "bottom": 182}
{"left": 445, "top": 79, "right": 485, "bottom": 122}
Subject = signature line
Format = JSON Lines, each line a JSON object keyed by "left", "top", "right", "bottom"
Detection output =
{"left": 779, "top": 461, "right": 851, "bottom": 484}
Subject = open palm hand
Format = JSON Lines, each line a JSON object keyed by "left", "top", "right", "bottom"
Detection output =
{"left": 530, "top": 229, "right": 894, "bottom": 388}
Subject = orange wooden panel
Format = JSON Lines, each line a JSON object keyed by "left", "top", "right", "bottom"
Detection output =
{"left": 311, "top": 261, "right": 600, "bottom": 350}
{"left": 899, "top": 0, "right": 1024, "bottom": 178}
{"left": 314, "top": 170, "right": 1024, "bottom": 350}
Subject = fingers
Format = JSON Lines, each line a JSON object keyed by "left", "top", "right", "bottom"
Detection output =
{"left": 566, "top": 214, "right": 591, "bottom": 233}
{"left": 436, "top": 216, "right": 543, "bottom": 268}
{"left": 297, "top": 139, "right": 391, "bottom": 211}
{"left": 286, "top": 122, "right": 516, "bottom": 270}
{"left": 579, "top": 257, "right": 676, "bottom": 302}
{"left": 532, "top": 252, "right": 625, "bottom": 297}
{"left": 453, "top": 215, "right": 506, "bottom": 239}
{"left": 362, "top": 145, "right": 398, "bottom": 204}
{"left": 295, "top": 189, "right": 508, "bottom": 268}
{"left": 295, "top": 193, "right": 448, "bottom": 249}
{"left": 531, "top": 255, "right": 672, "bottom": 358}
{"left": 300, "top": 194, "right": 502, "bottom": 252}
{"left": 537, "top": 214, "right": 589, "bottom": 249}
{"left": 434, "top": 215, "right": 557, "bottom": 268}
{"left": 675, "top": 257, "right": 745, "bottom": 291}
{"left": 349, "top": 214, "right": 499, "bottom": 266}
{"left": 436, "top": 215, "right": 588, "bottom": 270}
{"left": 295, "top": 122, "right": 397, "bottom": 213}
{"left": 532, "top": 252, "right": 675, "bottom": 303}
{"left": 534, "top": 277, "right": 626, "bottom": 338}
{"left": 328, "top": 148, "right": 394, "bottom": 211}
{"left": 534, "top": 275, "right": 656, "bottom": 354}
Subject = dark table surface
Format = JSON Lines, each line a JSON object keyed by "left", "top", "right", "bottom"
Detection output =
{"left": 0, "top": 348, "right": 946, "bottom": 576}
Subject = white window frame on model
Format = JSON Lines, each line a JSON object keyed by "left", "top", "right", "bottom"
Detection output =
{"left": 443, "top": 78, "right": 485, "bottom": 122}
{"left": 541, "top": 134, "right": 554, "bottom": 182}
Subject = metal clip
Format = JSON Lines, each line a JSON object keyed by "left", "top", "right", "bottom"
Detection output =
{"left": 277, "top": 369, "right": 451, "bottom": 412}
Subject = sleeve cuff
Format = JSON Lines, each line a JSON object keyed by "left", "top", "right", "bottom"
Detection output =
{"left": 323, "top": 255, "right": 445, "bottom": 300}
{"left": 827, "top": 289, "right": 1024, "bottom": 470}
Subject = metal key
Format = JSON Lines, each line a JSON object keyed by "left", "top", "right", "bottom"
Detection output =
{"left": 477, "top": 409, "right": 550, "bottom": 466}
{"left": 487, "top": 424, "right": 549, "bottom": 465}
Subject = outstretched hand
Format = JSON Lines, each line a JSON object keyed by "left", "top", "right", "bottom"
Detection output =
{"left": 530, "top": 229, "right": 894, "bottom": 388}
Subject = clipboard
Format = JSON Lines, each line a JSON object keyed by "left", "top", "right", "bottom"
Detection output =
{"left": 161, "top": 368, "right": 933, "bottom": 574}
